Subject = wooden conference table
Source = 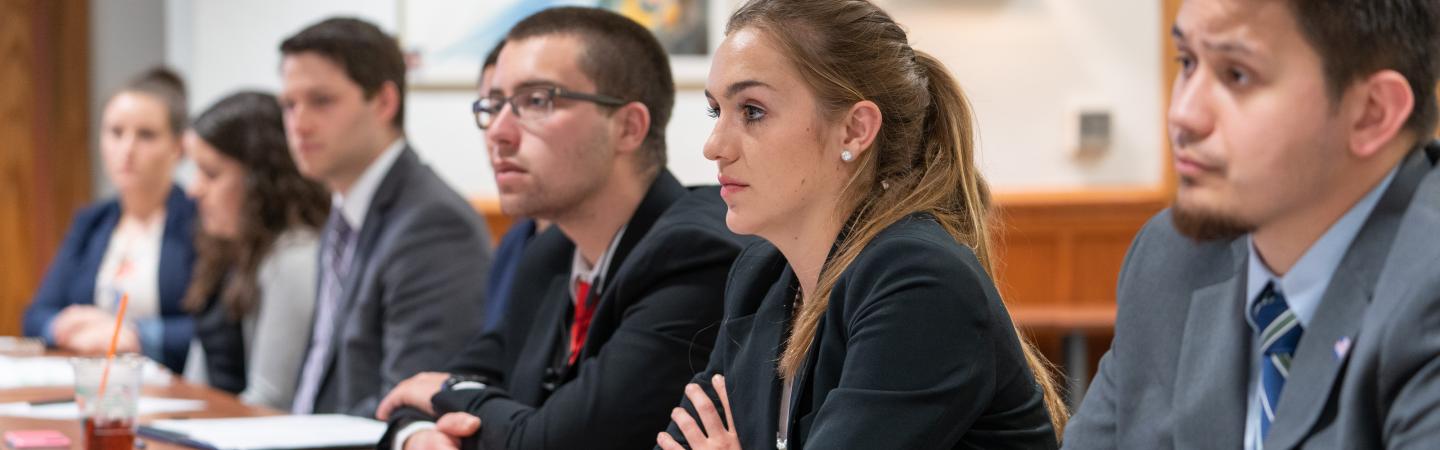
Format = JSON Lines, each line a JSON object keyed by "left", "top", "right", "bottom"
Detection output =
{"left": 0, "top": 353, "right": 278, "bottom": 450}
{"left": 2, "top": 303, "right": 1117, "bottom": 448}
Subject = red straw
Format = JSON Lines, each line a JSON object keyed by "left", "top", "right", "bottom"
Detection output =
{"left": 97, "top": 293, "right": 130, "bottom": 396}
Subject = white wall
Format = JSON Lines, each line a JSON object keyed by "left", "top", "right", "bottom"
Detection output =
{"left": 91, "top": 0, "right": 168, "bottom": 198}
{"left": 155, "top": 0, "right": 1163, "bottom": 199}
{"left": 890, "top": 0, "right": 1164, "bottom": 189}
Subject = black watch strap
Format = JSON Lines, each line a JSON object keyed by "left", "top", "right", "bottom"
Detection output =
{"left": 442, "top": 374, "right": 490, "bottom": 392}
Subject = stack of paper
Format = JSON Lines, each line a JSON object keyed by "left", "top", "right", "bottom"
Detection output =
{"left": 0, "top": 355, "right": 172, "bottom": 389}
{"left": 144, "top": 415, "right": 387, "bottom": 450}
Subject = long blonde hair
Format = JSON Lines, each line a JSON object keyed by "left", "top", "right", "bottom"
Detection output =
{"left": 728, "top": 0, "right": 1069, "bottom": 437}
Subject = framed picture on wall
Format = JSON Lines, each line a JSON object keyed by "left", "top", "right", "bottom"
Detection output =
{"left": 399, "top": 0, "right": 726, "bottom": 90}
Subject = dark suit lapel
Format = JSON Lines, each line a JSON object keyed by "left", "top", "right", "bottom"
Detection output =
{"left": 527, "top": 275, "right": 572, "bottom": 401}
{"left": 79, "top": 204, "right": 121, "bottom": 306}
{"left": 574, "top": 171, "right": 685, "bottom": 359}
{"left": 727, "top": 263, "right": 794, "bottom": 448}
{"left": 1172, "top": 238, "right": 1251, "bottom": 448}
{"left": 319, "top": 146, "right": 419, "bottom": 380}
{"left": 596, "top": 170, "right": 685, "bottom": 292}
{"left": 1265, "top": 148, "right": 1430, "bottom": 450}
{"left": 157, "top": 185, "right": 191, "bottom": 316}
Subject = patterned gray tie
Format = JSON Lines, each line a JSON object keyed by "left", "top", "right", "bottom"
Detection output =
{"left": 292, "top": 210, "right": 355, "bottom": 414}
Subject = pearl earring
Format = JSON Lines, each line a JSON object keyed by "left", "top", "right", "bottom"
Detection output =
{"left": 840, "top": 149, "right": 854, "bottom": 162}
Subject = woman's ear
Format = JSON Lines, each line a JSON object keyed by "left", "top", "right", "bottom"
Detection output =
{"left": 840, "top": 100, "right": 882, "bottom": 160}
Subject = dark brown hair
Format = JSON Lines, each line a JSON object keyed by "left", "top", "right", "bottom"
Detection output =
{"left": 183, "top": 91, "right": 330, "bottom": 317}
{"left": 506, "top": 7, "right": 674, "bottom": 173}
{"left": 728, "top": 0, "right": 1069, "bottom": 436}
{"left": 280, "top": 17, "right": 407, "bottom": 130}
{"left": 1286, "top": 0, "right": 1440, "bottom": 139}
{"left": 480, "top": 39, "right": 505, "bottom": 81}
{"left": 118, "top": 66, "right": 188, "bottom": 137}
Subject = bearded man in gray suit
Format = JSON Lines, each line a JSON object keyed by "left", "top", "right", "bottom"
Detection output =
{"left": 1064, "top": 0, "right": 1440, "bottom": 448}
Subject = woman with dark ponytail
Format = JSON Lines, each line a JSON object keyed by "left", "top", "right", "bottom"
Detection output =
{"left": 658, "top": 1, "right": 1067, "bottom": 448}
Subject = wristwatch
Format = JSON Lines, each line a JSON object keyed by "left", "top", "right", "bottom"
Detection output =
{"left": 442, "top": 374, "right": 489, "bottom": 392}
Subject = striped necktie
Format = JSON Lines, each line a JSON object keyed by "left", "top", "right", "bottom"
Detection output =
{"left": 292, "top": 210, "right": 356, "bottom": 413}
{"left": 1252, "top": 282, "right": 1304, "bottom": 441}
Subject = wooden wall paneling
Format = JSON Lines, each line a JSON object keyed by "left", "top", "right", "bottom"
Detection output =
{"left": 991, "top": 229, "right": 1062, "bottom": 310}
{"left": 1071, "top": 231, "right": 1139, "bottom": 306}
{"left": 43, "top": 0, "right": 94, "bottom": 261}
{"left": 470, "top": 197, "right": 515, "bottom": 246}
{"left": 0, "top": 0, "right": 91, "bottom": 336}
{"left": 1, "top": 0, "right": 41, "bottom": 337}
{"left": 992, "top": 192, "right": 1163, "bottom": 393}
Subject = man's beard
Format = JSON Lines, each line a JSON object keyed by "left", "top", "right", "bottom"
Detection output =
{"left": 1171, "top": 200, "right": 1255, "bottom": 242}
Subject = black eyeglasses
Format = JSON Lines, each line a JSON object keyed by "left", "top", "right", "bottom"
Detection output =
{"left": 472, "top": 85, "right": 628, "bottom": 130}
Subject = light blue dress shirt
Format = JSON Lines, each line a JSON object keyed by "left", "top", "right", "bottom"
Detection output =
{"left": 1241, "top": 166, "right": 1398, "bottom": 449}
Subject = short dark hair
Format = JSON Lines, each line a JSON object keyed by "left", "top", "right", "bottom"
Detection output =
{"left": 280, "top": 17, "right": 407, "bottom": 130}
{"left": 483, "top": 39, "right": 505, "bottom": 72}
{"left": 477, "top": 39, "right": 506, "bottom": 86}
{"left": 507, "top": 7, "right": 674, "bottom": 172}
{"left": 120, "top": 66, "right": 188, "bottom": 136}
{"left": 1287, "top": 0, "right": 1440, "bottom": 140}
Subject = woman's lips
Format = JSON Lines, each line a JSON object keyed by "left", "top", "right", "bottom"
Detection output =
{"left": 718, "top": 174, "right": 748, "bottom": 198}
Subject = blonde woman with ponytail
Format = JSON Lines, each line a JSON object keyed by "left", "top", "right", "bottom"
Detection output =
{"left": 657, "top": 1, "right": 1067, "bottom": 449}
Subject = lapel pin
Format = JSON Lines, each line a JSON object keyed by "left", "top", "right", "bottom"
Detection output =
{"left": 1334, "top": 336, "right": 1353, "bottom": 360}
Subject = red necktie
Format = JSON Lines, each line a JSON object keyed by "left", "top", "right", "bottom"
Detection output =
{"left": 568, "top": 280, "right": 594, "bottom": 365}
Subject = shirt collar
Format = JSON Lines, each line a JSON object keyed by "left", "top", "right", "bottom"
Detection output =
{"left": 570, "top": 225, "right": 628, "bottom": 304}
{"left": 1245, "top": 165, "right": 1399, "bottom": 328}
{"left": 332, "top": 138, "right": 406, "bottom": 231}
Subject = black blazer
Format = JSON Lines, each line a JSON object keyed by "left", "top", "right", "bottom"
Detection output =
{"left": 304, "top": 146, "right": 493, "bottom": 417}
{"left": 664, "top": 214, "right": 1057, "bottom": 450}
{"left": 381, "top": 170, "right": 747, "bottom": 450}
{"left": 23, "top": 185, "right": 197, "bottom": 373}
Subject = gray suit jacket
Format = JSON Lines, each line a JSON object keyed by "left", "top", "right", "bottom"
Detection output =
{"left": 1064, "top": 143, "right": 1440, "bottom": 449}
{"left": 306, "top": 146, "right": 493, "bottom": 417}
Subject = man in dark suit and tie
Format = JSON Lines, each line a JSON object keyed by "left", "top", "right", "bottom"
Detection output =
{"left": 1064, "top": 1, "right": 1440, "bottom": 449}
{"left": 374, "top": 7, "right": 746, "bottom": 450}
{"left": 277, "top": 17, "right": 494, "bottom": 418}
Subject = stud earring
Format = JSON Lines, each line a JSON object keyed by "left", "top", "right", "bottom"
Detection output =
{"left": 840, "top": 149, "right": 854, "bottom": 162}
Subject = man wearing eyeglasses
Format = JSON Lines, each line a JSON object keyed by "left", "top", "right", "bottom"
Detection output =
{"left": 375, "top": 7, "right": 746, "bottom": 450}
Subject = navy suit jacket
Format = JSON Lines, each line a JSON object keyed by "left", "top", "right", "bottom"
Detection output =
{"left": 482, "top": 218, "right": 538, "bottom": 333}
{"left": 23, "top": 185, "right": 197, "bottom": 372}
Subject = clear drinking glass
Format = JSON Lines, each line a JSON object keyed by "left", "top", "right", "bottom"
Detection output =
{"left": 71, "top": 355, "right": 144, "bottom": 450}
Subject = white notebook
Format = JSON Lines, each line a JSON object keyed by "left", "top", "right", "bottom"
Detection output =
{"left": 143, "top": 414, "right": 387, "bottom": 450}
